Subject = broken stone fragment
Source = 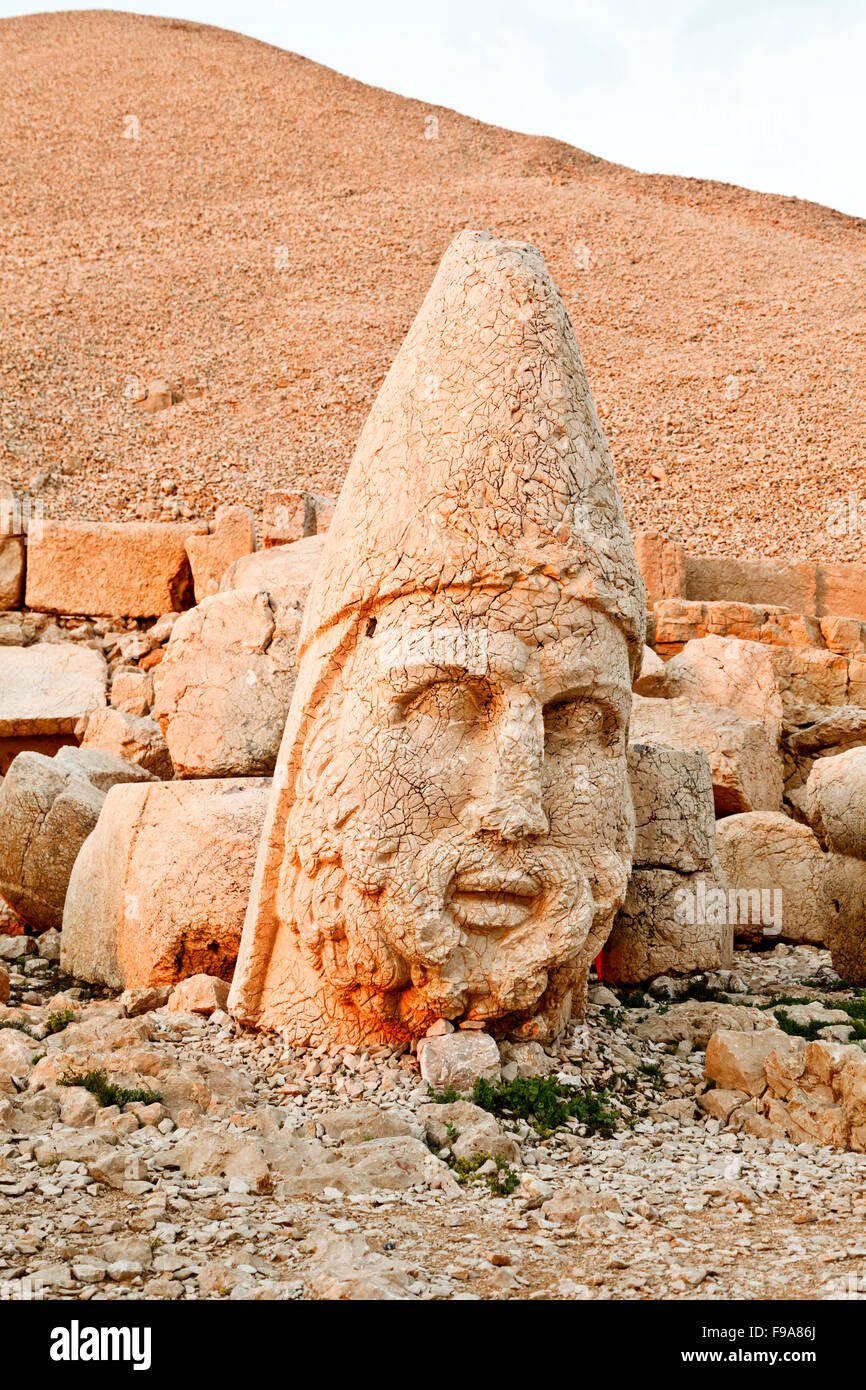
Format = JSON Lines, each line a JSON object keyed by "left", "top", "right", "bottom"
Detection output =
{"left": 25, "top": 519, "right": 208, "bottom": 617}
{"left": 167, "top": 974, "right": 230, "bottom": 1016}
{"left": 110, "top": 668, "right": 153, "bottom": 717}
{"left": 631, "top": 695, "right": 783, "bottom": 815}
{"left": 152, "top": 588, "right": 300, "bottom": 777}
{"left": 416, "top": 1031, "right": 501, "bottom": 1093}
{"left": 601, "top": 860, "right": 732, "bottom": 986}
{"left": 220, "top": 534, "right": 324, "bottom": 610}
{"left": 629, "top": 742, "right": 715, "bottom": 873}
{"left": 0, "top": 535, "right": 25, "bottom": 611}
{"left": 801, "top": 746, "right": 866, "bottom": 857}
{"left": 184, "top": 504, "right": 257, "bottom": 603}
{"left": 61, "top": 777, "right": 269, "bottom": 989}
{"left": 77, "top": 706, "right": 173, "bottom": 779}
{"left": 715, "top": 810, "right": 837, "bottom": 944}
{"left": 662, "top": 634, "right": 784, "bottom": 739}
{"left": 0, "top": 642, "right": 107, "bottom": 738}
{"left": 0, "top": 746, "right": 154, "bottom": 931}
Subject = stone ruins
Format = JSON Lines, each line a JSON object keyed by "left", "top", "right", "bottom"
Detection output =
{"left": 2, "top": 230, "right": 866, "bottom": 1302}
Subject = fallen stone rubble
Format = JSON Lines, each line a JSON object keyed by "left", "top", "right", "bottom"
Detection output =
{"left": 1, "top": 940, "right": 865, "bottom": 1301}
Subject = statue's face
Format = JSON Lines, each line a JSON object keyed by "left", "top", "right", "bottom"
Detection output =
{"left": 281, "top": 587, "right": 634, "bottom": 1036}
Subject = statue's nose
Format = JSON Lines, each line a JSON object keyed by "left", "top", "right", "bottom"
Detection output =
{"left": 462, "top": 695, "right": 549, "bottom": 841}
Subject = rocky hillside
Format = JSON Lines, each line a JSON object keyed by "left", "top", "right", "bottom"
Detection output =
{"left": 1, "top": 9, "right": 865, "bottom": 561}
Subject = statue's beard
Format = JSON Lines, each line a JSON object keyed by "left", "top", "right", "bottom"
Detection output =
{"left": 283, "top": 813, "right": 629, "bottom": 1030}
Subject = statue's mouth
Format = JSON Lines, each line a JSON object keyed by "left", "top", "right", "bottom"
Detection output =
{"left": 448, "top": 869, "right": 540, "bottom": 932}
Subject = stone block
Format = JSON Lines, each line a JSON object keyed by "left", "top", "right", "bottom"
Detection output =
{"left": 25, "top": 520, "right": 208, "bottom": 616}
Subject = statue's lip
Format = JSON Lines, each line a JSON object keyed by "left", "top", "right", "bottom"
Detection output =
{"left": 448, "top": 870, "right": 540, "bottom": 931}
{"left": 451, "top": 868, "right": 540, "bottom": 897}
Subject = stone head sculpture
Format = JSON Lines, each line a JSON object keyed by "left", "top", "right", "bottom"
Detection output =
{"left": 229, "top": 230, "right": 645, "bottom": 1046}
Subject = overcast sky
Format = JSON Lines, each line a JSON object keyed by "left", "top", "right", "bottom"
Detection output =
{"left": 5, "top": 0, "right": 865, "bottom": 216}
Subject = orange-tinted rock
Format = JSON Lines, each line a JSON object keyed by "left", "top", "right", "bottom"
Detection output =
{"left": 685, "top": 555, "right": 818, "bottom": 614}
{"left": 61, "top": 777, "right": 269, "bottom": 989}
{"left": 78, "top": 706, "right": 173, "bottom": 779}
{"left": 185, "top": 505, "right": 256, "bottom": 602}
{"left": 220, "top": 534, "right": 324, "bottom": 609}
{"left": 0, "top": 536, "right": 25, "bottom": 611}
{"left": 230, "top": 231, "right": 645, "bottom": 1046}
{"left": 632, "top": 531, "right": 686, "bottom": 608}
{"left": 167, "top": 974, "right": 230, "bottom": 1015}
{"left": 25, "top": 520, "right": 207, "bottom": 616}
{"left": 0, "top": 643, "right": 107, "bottom": 736}
{"left": 152, "top": 589, "right": 300, "bottom": 777}
{"left": 631, "top": 696, "right": 783, "bottom": 815}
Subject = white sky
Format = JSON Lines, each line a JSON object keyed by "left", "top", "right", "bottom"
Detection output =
{"left": 4, "top": 1, "right": 865, "bottom": 216}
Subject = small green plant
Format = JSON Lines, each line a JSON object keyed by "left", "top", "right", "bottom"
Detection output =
{"left": 760, "top": 994, "right": 814, "bottom": 1009}
{"left": 0, "top": 1019, "right": 34, "bottom": 1037}
{"left": 428, "top": 1084, "right": 461, "bottom": 1104}
{"left": 472, "top": 1074, "right": 618, "bottom": 1139}
{"left": 601, "top": 1006, "right": 624, "bottom": 1028}
{"left": 673, "top": 977, "right": 730, "bottom": 1004}
{"left": 443, "top": 1151, "right": 519, "bottom": 1196}
{"left": 638, "top": 1060, "right": 663, "bottom": 1090}
{"left": 485, "top": 1155, "right": 519, "bottom": 1197}
{"left": 45, "top": 1009, "right": 74, "bottom": 1035}
{"left": 773, "top": 1009, "right": 824, "bottom": 1041}
{"left": 58, "top": 1068, "right": 162, "bottom": 1108}
{"left": 619, "top": 989, "right": 648, "bottom": 1009}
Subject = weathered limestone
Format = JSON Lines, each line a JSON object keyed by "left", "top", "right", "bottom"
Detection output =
{"left": 25, "top": 520, "right": 207, "bottom": 616}
{"left": 229, "top": 231, "right": 645, "bottom": 1047}
{"left": 663, "top": 635, "right": 783, "bottom": 737}
{"left": 801, "top": 747, "right": 866, "bottom": 857}
{"left": 822, "top": 855, "right": 866, "bottom": 986}
{"left": 417, "top": 1032, "right": 502, "bottom": 1093}
{"left": 654, "top": 599, "right": 823, "bottom": 656}
{"left": 78, "top": 707, "right": 173, "bottom": 779}
{"left": 220, "top": 535, "right": 324, "bottom": 609}
{"left": 601, "top": 861, "right": 732, "bottom": 985}
{"left": 0, "top": 536, "right": 25, "bottom": 610}
{"left": 705, "top": 1028, "right": 798, "bottom": 1097}
{"left": 632, "top": 644, "right": 666, "bottom": 696}
{"left": 630, "top": 695, "right": 783, "bottom": 815}
{"left": 685, "top": 555, "right": 819, "bottom": 614}
{"left": 817, "top": 563, "right": 866, "bottom": 623}
{"left": 706, "top": 1032, "right": 866, "bottom": 1152}
{"left": 602, "top": 744, "right": 725, "bottom": 984}
{"left": 0, "top": 643, "right": 107, "bottom": 737}
{"left": 261, "top": 491, "right": 336, "bottom": 548}
{"left": 628, "top": 743, "right": 715, "bottom": 873}
{"left": 0, "top": 747, "right": 154, "bottom": 931}
{"left": 110, "top": 668, "right": 153, "bottom": 717}
{"left": 632, "top": 531, "right": 686, "bottom": 608}
{"left": 715, "top": 811, "right": 835, "bottom": 944}
{"left": 61, "top": 778, "right": 269, "bottom": 989}
{"left": 770, "top": 646, "right": 849, "bottom": 707}
{"left": 167, "top": 974, "right": 230, "bottom": 1015}
{"left": 152, "top": 589, "right": 301, "bottom": 777}
{"left": 184, "top": 505, "right": 257, "bottom": 603}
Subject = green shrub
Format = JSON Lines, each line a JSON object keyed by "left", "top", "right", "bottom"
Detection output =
{"left": 58, "top": 1068, "right": 162, "bottom": 1108}
{"left": 472, "top": 1074, "right": 618, "bottom": 1139}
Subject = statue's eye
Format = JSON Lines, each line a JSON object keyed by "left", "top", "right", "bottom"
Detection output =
{"left": 402, "top": 678, "right": 495, "bottom": 729}
{"left": 543, "top": 698, "right": 610, "bottom": 749}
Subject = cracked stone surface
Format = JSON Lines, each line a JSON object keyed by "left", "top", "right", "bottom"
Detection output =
{"left": 229, "top": 230, "right": 646, "bottom": 1048}
{"left": 1, "top": 939, "right": 865, "bottom": 1302}
{"left": 153, "top": 588, "right": 301, "bottom": 777}
{"left": 60, "top": 779, "right": 270, "bottom": 990}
